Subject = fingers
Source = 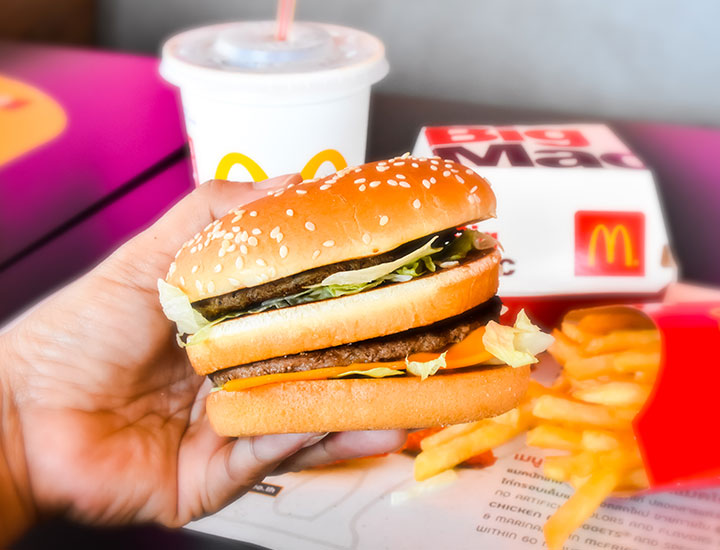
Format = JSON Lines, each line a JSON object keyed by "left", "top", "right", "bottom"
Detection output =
{"left": 177, "top": 424, "right": 324, "bottom": 524}
{"left": 272, "top": 430, "right": 408, "bottom": 475}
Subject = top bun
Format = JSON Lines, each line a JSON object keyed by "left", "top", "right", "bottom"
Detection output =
{"left": 167, "top": 156, "right": 496, "bottom": 302}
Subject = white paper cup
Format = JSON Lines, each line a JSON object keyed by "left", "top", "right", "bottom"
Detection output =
{"left": 160, "top": 21, "right": 388, "bottom": 185}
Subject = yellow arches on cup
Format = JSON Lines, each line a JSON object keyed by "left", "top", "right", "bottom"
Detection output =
{"left": 300, "top": 149, "right": 347, "bottom": 180}
{"left": 214, "top": 153, "right": 269, "bottom": 182}
{"left": 214, "top": 149, "right": 348, "bottom": 183}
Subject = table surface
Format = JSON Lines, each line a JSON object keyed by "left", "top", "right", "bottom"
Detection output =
{"left": 9, "top": 92, "right": 720, "bottom": 549}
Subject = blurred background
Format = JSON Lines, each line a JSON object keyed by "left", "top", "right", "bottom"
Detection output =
{"left": 4, "top": 0, "right": 720, "bottom": 126}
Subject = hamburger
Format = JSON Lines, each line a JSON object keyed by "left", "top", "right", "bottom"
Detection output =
{"left": 159, "top": 155, "right": 551, "bottom": 436}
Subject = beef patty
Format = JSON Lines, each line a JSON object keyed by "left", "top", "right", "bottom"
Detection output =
{"left": 209, "top": 297, "right": 502, "bottom": 386}
{"left": 194, "top": 228, "right": 461, "bottom": 320}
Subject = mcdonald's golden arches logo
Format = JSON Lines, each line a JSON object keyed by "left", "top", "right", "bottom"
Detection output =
{"left": 575, "top": 211, "right": 645, "bottom": 276}
{"left": 214, "top": 149, "right": 348, "bottom": 183}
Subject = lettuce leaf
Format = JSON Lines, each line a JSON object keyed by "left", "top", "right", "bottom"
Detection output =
{"left": 317, "top": 237, "right": 443, "bottom": 287}
{"left": 157, "top": 279, "right": 209, "bottom": 336}
{"left": 334, "top": 367, "right": 405, "bottom": 379}
{"left": 482, "top": 309, "right": 554, "bottom": 368}
{"left": 406, "top": 352, "right": 447, "bottom": 380}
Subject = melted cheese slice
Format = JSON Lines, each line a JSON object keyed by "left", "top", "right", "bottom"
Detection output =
{"left": 221, "top": 326, "right": 493, "bottom": 392}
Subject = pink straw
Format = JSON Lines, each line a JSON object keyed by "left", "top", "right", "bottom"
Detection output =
{"left": 275, "top": 0, "right": 296, "bottom": 41}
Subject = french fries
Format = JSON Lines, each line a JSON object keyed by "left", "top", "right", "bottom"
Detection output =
{"left": 410, "top": 306, "right": 661, "bottom": 550}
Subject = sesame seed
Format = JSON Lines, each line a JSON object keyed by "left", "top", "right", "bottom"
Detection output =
{"left": 455, "top": 175, "right": 464, "bottom": 183}
{"left": 399, "top": 181, "right": 411, "bottom": 188}
{"left": 430, "top": 159, "right": 439, "bottom": 165}
{"left": 370, "top": 180, "right": 381, "bottom": 187}
{"left": 228, "top": 278, "right": 240, "bottom": 286}
{"left": 413, "top": 199, "right": 422, "bottom": 209}
{"left": 223, "top": 233, "right": 233, "bottom": 240}
{"left": 354, "top": 178, "right": 366, "bottom": 184}
{"left": 312, "top": 249, "right": 321, "bottom": 259}
{"left": 214, "top": 264, "right": 222, "bottom": 272}
{"left": 320, "top": 184, "right": 331, "bottom": 190}
{"left": 286, "top": 209, "right": 294, "bottom": 216}
{"left": 401, "top": 152, "right": 410, "bottom": 159}
{"left": 470, "top": 185, "right": 478, "bottom": 193}
{"left": 362, "top": 233, "right": 372, "bottom": 244}
{"left": 168, "top": 263, "right": 176, "bottom": 277}
{"left": 232, "top": 226, "right": 240, "bottom": 232}
{"left": 240, "top": 231, "right": 248, "bottom": 242}
{"left": 270, "top": 226, "right": 280, "bottom": 238}
{"left": 227, "top": 244, "right": 236, "bottom": 252}
{"left": 466, "top": 169, "right": 474, "bottom": 175}
{"left": 218, "top": 249, "right": 226, "bottom": 258}
{"left": 251, "top": 228, "right": 261, "bottom": 235}
{"left": 195, "top": 280, "right": 202, "bottom": 291}
{"left": 323, "top": 240, "right": 335, "bottom": 247}
{"left": 396, "top": 174, "right": 406, "bottom": 179}
{"left": 279, "top": 245, "right": 288, "bottom": 258}
{"left": 250, "top": 211, "right": 257, "bottom": 217}
{"left": 376, "top": 166, "right": 389, "bottom": 172}
{"left": 392, "top": 162, "right": 405, "bottom": 166}
{"left": 235, "top": 257, "right": 244, "bottom": 269}
{"left": 191, "top": 265, "right": 199, "bottom": 273}
{"left": 451, "top": 169, "right": 459, "bottom": 174}
{"left": 359, "top": 184, "right": 366, "bottom": 191}
{"left": 379, "top": 215, "right": 389, "bottom": 226}
{"left": 190, "top": 246, "right": 197, "bottom": 254}
{"left": 296, "top": 189, "right": 307, "bottom": 195}
{"left": 240, "top": 245, "right": 248, "bottom": 254}
{"left": 220, "top": 240, "right": 230, "bottom": 250}
{"left": 272, "top": 190, "right": 284, "bottom": 197}
{"left": 207, "top": 281, "right": 215, "bottom": 293}
{"left": 231, "top": 214, "right": 243, "bottom": 222}
{"left": 387, "top": 179, "right": 397, "bottom": 186}
{"left": 430, "top": 165, "right": 438, "bottom": 171}
{"left": 248, "top": 236, "right": 258, "bottom": 246}
{"left": 422, "top": 179, "right": 431, "bottom": 189}
{"left": 412, "top": 163, "right": 419, "bottom": 168}
{"left": 305, "top": 221, "right": 316, "bottom": 231}
{"left": 276, "top": 232, "right": 284, "bottom": 242}
{"left": 234, "top": 233, "right": 242, "bottom": 244}
{"left": 443, "top": 170, "right": 451, "bottom": 177}
{"left": 430, "top": 177, "right": 437, "bottom": 184}
{"left": 256, "top": 259, "right": 266, "bottom": 267}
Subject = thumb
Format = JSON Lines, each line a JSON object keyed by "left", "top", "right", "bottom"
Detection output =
{"left": 110, "top": 174, "right": 302, "bottom": 288}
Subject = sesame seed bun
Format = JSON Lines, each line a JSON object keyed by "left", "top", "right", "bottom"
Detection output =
{"left": 166, "top": 156, "right": 495, "bottom": 302}
{"left": 207, "top": 365, "right": 531, "bottom": 436}
{"left": 188, "top": 250, "right": 500, "bottom": 375}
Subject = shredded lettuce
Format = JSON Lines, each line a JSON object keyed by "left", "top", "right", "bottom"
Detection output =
{"left": 406, "top": 352, "right": 447, "bottom": 380}
{"left": 482, "top": 309, "right": 555, "bottom": 368}
{"left": 334, "top": 367, "right": 404, "bottom": 379}
{"left": 157, "top": 279, "right": 209, "bottom": 336}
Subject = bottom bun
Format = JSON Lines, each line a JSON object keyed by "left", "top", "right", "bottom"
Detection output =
{"left": 206, "top": 365, "right": 530, "bottom": 436}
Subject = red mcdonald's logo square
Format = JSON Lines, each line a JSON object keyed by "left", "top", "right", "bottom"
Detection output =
{"left": 575, "top": 211, "right": 645, "bottom": 276}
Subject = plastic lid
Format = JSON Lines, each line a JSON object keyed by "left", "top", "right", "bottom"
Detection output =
{"left": 160, "top": 21, "right": 388, "bottom": 103}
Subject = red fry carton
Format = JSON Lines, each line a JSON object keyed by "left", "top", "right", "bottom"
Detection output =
{"left": 633, "top": 301, "right": 720, "bottom": 490}
{"left": 412, "top": 124, "right": 678, "bottom": 325}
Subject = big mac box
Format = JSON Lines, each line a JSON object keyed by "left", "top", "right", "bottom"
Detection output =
{"left": 413, "top": 124, "right": 677, "bottom": 326}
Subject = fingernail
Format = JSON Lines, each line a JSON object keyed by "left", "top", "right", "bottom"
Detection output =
{"left": 252, "top": 173, "right": 300, "bottom": 190}
{"left": 251, "top": 432, "right": 325, "bottom": 463}
{"left": 301, "top": 432, "right": 329, "bottom": 448}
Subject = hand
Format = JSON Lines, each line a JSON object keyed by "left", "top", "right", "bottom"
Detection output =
{"left": 1, "top": 176, "right": 406, "bottom": 533}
